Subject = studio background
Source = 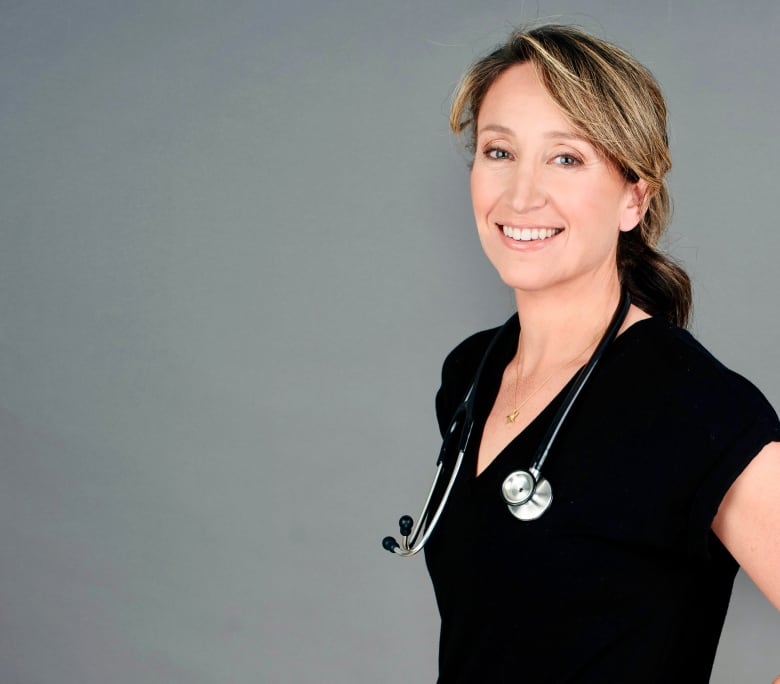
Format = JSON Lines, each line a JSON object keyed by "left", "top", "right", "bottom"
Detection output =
{"left": 1, "top": 1, "right": 778, "bottom": 682}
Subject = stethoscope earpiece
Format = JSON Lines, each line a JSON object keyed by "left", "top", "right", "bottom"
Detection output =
{"left": 382, "top": 536, "right": 400, "bottom": 553}
{"left": 398, "top": 515, "right": 414, "bottom": 537}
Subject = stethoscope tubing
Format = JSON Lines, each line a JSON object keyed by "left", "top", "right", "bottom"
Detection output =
{"left": 394, "top": 395, "right": 474, "bottom": 556}
{"left": 383, "top": 290, "right": 631, "bottom": 555}
{"left": 530, "top": 290, "right": 632, "bottom": 474}
{"left": 399, "top": 424, "right": 471, "bottom": 556}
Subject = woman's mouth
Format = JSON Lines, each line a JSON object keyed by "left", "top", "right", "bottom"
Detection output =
{"left": 500, "top": 224, "right": 564, "bottom": 242}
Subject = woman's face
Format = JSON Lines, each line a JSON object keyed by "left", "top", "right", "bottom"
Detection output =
{"left": 470, "top": 62, "right": 645, "bottom": 294}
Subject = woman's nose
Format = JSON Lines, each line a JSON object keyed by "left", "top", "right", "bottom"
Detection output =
{"left": 505, "top": 164, "right": 546, "bottom": 212}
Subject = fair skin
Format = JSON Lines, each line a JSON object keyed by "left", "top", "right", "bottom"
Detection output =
{"left": 471, "top": 63, "right": 780, "bottom": 618}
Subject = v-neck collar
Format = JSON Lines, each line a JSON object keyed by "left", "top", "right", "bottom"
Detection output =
{"left": 466, "top": 314, "right": 661, "bottom": 481}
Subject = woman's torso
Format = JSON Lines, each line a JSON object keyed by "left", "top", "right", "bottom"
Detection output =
{"left": 425, "top": 316, "right": 780, "bottom": 683}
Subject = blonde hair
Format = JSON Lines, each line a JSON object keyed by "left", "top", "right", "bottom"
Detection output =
{"left": 451, "top": 24, "right": 691, "bottom": 327}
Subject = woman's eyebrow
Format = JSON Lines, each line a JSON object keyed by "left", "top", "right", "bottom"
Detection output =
{"left": 477, "top": 124, "right": 514, "bottom": 136}
{"left": 543, "top": 130, "right": 588, "bottom": 141}
{"left": 476, "top": 125, "right": 587, "bottom": 142}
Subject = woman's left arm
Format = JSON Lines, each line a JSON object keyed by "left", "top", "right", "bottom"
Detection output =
{"left": 712, "top": 441, "right": 780, "bottom": 611}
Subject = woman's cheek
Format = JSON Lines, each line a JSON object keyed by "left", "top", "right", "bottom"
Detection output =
{"left": 470, "top": 169, "right": 502, "bottom": 215}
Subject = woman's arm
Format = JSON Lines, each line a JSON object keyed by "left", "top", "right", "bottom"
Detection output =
{"left": 712, "top": 441, "right": 780, "bottom": 611}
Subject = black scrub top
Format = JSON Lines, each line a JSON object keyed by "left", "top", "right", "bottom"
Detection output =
{"left": 425, "top": 316, "right": 780, "bottom": 683}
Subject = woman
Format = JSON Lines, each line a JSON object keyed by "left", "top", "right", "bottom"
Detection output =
{"left": 424, "top": 25, "right": 780, "bottom": 682}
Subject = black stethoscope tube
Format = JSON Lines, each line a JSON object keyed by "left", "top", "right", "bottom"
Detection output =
{"left": 530, "top": 289, "right": 632, "bottom": 475}
{"left": 383, "top": 290, "right": 631, "bottom": 555}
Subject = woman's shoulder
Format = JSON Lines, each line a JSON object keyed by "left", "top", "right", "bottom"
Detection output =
{"left": 612, "top": 316, "right": 777, "bottom": 422}
{"left": 434, "top": 321, "right": 509, "bottom": 436}
{"left": 617, "top": 317, "right": 741, "bottom": 375}
{"left": 441, "top": 325, "right": 503, "bottom": 376}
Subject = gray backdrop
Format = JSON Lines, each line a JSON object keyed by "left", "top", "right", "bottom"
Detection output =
{"left": 1, "top": 1, "right": 778, "bottom": 682}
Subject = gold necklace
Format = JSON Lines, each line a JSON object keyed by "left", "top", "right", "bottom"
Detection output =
{"left": 505, "top": 355, "right": 557, "bottom": 424}
{"left": 505, "top": 330, "right": 605, "bottom": 424}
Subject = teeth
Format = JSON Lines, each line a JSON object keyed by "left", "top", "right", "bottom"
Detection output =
{"left": 502, "top": 226, "right": 561, "bottom": 242}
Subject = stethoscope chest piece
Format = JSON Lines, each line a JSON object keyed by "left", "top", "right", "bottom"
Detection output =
{"left": 501, "top": 470, "right": 553, "bottom": 521}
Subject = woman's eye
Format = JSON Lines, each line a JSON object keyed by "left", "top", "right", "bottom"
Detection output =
{"left": 485, "top": 147, "right": 511, "bottom": 160}
{"left": 552, "top": 153, "right": 581, "bottom": 166}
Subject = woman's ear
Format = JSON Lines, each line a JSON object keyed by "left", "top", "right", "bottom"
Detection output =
{"left": 619, "top": 178, "right": 649, "bottom": 233}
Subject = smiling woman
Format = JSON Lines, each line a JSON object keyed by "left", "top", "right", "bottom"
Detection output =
{"left": 469, "top": 63, "right": 647, "bottom": 303}
{"left": 451, "top": 24, "right": 690, "bottom": 328}
{"left": 384, "top": 24, "right": 780, "bottom": 683}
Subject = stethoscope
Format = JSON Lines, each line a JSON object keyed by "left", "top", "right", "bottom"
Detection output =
{"left": 382, "top": 290, "right": 631, "bottom": 557}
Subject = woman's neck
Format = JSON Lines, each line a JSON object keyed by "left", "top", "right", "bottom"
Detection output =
{"left": 512, "top": 276, "right": 624, "bottom": 376}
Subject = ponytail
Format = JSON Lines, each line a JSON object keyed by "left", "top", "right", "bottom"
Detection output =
{"left": 618, "top": 229, "right": 691, "bottom": 328}
{"left": 618, "top": 180, "right": 692, "bottom": 328}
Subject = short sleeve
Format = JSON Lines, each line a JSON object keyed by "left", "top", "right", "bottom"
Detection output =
{"left": 688, "top": 371, "right": 780, "bottom": 557}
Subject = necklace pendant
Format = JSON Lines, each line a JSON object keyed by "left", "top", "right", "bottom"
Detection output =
{"left": 506, "top": 408, "right": 520, "bottom": 424}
